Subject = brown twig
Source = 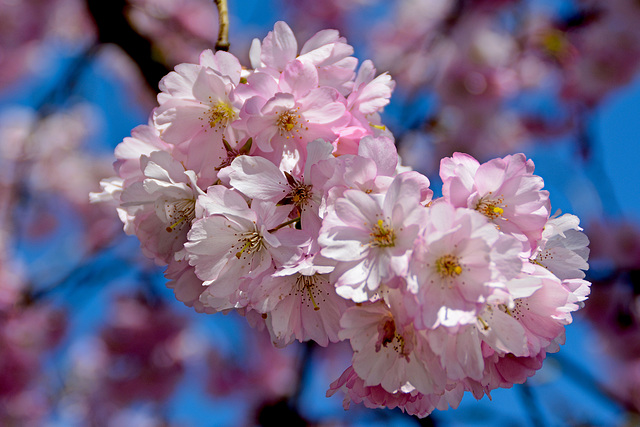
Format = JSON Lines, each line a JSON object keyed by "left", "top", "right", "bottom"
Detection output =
{"left": 214, "top": 0, "right": 230, "bottom": 51}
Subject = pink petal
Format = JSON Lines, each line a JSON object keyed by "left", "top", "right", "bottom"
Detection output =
{"left": 261, "top": 21, "right": 298, "bottom": 71}
{"left": 279, "top": 60, "right": 319, "bottom": 99}
{"left": 228, "top": 155, "right": 289, "bottom": 201}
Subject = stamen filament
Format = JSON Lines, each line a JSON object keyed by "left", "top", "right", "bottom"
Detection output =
{"left": 234, "top": 231, "right": 263, "bottom": 259}
{"left": 477, "top": 316, "right": 490, "bottom": 330}
{"left": 235, "top": 239, "right": 253, "bottom": 259}
{"left": 306, "top": 285, "right": 320, "bottom": 311}
{"left": 165, "top": 217, "right": 187, "bottom": 232}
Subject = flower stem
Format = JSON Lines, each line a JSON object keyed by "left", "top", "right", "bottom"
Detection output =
{"left": 269, "top": 217, "right": 301, "bottom": 233}
{"left": 214, "top": 0, "right": 230, "bottom": 51}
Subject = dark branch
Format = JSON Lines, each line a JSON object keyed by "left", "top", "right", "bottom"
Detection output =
{"left": 85, "top": 0, "right": 170, "bottom": 93}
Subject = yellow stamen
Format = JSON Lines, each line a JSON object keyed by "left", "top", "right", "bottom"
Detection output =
{"left": 530, "top": 258, "right": 546, "bottom": 268}
{"left": 503, "top": 305, "right": 513, "bottom": 317}
{"left": 370, "top": 219, "right": 396, "bottom": 247}
{"left": 207, "top": 101, "right": 236, "bottom": 128}
{"left": 165, "top": 217, "right": 187, "bottom": 232}
{"left": 475, "top": 194, "right": 506, "bottom": 220}
{"left": 235, "top": 240, "right": 252, "bottom": 259}
{"left": 276, "top": 109, "right": 300, "bottom": 134}
{"left": 435, "top": 254, "right": 463, "bottom": 277}
{"left": 306, "top": 286, "right": 319, "bottom": 311}
{"left": 234, "top": 231, "right": 263, "bottom": 258}
{"left": 477, "top": 316, "right": 490, "bottom": 330}
{"left": 297, "top": 275, "right": 320, "bottom": 311}
{"left": 164, "top": 198, "right": 196, "bottom": 233}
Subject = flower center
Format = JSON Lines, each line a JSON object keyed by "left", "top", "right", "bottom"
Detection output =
{"left": 164, "top": 198, "right": 196, "bottom": 232}
{"left": 278, "top": 172, "right": 313, "bottom": 209}
{"left": 206, "top": 101, "right": 236, "bottom": 129}
{"left": 234, "top": 230, "right": 264, "bottom": 259}
{"left": 276, "top": 109, "right": 305, "bottom": 139}
{"left": 376, "top": 318, "right": 406, "bottom": 355}
{"left": 435, "top": 254, "right": 463, "bottom": 277}
{"left": 291, "top": 183, "right": 312, "bottom": 206}
{"left": 475, "top": 193, "right": 505, "bottom": 220}
{"left": 296, "top": 274, "right": 321, "bottom": 311}
{"left": 277, "top": 110, "right": 298, "bottom": 131}
{"left": 370, "top": 219, "right": 396, "bottom": 248}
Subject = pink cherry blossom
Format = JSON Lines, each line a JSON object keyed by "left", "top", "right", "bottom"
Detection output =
{"left": 476, "top": 350, "right": 547, "bottom": 396}
{"left": 119, "top": 151, "right": 205, "bottom": 264}
{"left": 408, "top": 202, "right": 523, "bottom": 330}
{"left": 243, "top": 82, "right": 349, "bottom": 154}
{"left": 338, "top": 300, "right": 445, "bottom": 395}
{"left": 250, "top": 21, "right": 357, "bottom": 94}
{"left": 183, "top": 185, "right": 304, "bottom": 311}
{"left": 113, "top": 122, "right": 174, "bottom": 184}
{"left": 347, "top": 60, "right": 395, "bottom": 130}
{"left": 154, "top": 65, "right": 239, "bottom": 172}
{"left": 326, "top": 365, "right": 440, "bottom": 418}
{"left": 319, "top": 135, "right": 404, "bottom": 203}
{"left": 319, "top": 172, "right": 430, "bottom": 302}
{"left": 533, "top": 212, "right": 590, "bottom": 280}
{"left": 503, "top": 263, "right": 574, "bottom": 356}
{"left": 475, "top": 288, "right": 530, "bottom": 358}
{"left": 164, "top": 258, "right": 214, "bottom": 313}
{"left": 251, "top": 255, "right": 352, "bottom": 347}
{"left": 440, "top": 152, "right": 551, "bottom": 251}
{"left": 227, "top": 139, "right": 334, "bottom": 234}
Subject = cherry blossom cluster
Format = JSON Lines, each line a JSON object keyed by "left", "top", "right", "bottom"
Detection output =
{"left": 96, "top": 21, "right": 591, "bottom": 418}
{"left": 341, "top": 0, "right": 640, "bottom": 167}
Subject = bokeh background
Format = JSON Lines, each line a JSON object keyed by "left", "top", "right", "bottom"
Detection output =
{"left": 1, "top": 0, "right": 639, "bottom": 425}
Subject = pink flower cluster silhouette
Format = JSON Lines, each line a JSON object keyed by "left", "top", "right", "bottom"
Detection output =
{"left": 96, "top": 21, "right": 591, "bottom": 418}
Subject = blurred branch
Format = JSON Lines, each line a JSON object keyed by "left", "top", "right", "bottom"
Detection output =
{"left": 85, "top": 0, "right": 170, "bottom": 93}
{"left": 519, "top": 382, "right": 546, "bottom": 427}
{"left": 8, "top": 45, "right": 98, "bottom": 251}
{"left": 24, "top": 233, "right": 128, "bottom": 305}
{"left": 214, "top": 0, "right": 230, "bottom": 51}
{"left": 256, "top": 340, "right": 313, "bottom": 425}
{"left": 38, "top": 43, "right": 101, "bottom": 113}
{"left": 441, "top": 0, "right": 466, "bottom": 34}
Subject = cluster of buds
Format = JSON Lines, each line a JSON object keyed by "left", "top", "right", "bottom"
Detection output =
{"left": 95, "top": 22, "right": 590, "bottom": 417}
